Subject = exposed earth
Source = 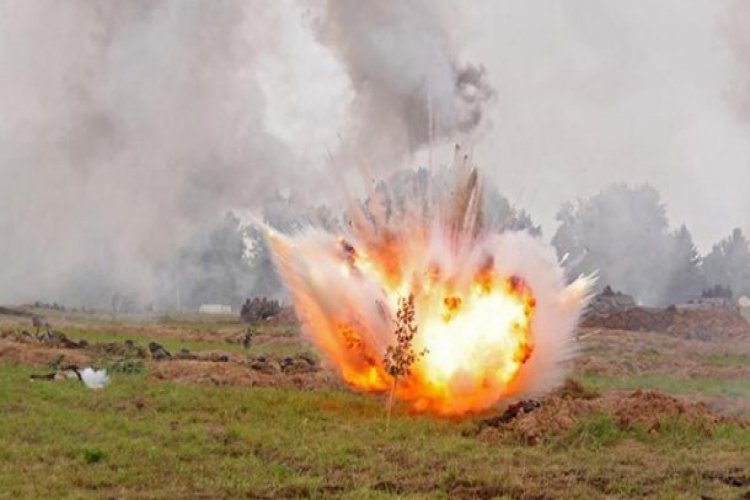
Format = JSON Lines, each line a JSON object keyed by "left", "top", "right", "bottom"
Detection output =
{"left": 1, "top": 303, "right": 749, "bottom": 498}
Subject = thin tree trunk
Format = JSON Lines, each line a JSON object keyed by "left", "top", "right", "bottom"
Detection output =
{"left": 386, "top": 377, "right": 397, "bottom": 431}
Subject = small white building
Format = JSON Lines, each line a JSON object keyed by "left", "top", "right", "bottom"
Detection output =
{"left": 198, "top": 304, "right": 232, "bottom": 314}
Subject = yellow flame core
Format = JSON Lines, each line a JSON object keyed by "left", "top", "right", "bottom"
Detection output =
{"left": 267, "top": 159, "right": 585, "bottom": 417}
{"left": 335, "top": 249, "right": 536, "bottom": 415}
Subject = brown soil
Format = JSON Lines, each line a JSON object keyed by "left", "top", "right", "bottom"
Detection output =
{"left": 481, "top": 388, "right": 734, "bottom": 445}
{"left": 148, "top": 360, "right": 337, "bottom": 390}
{"left": 0, "top": 339, "right": 89, "bottom": 367}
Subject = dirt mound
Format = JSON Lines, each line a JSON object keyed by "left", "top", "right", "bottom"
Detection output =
{"left": 480, "top": 388, "right": 732, "bottom": 445}
{"left": 611, "top": 389, "right": 723, "bottom": 432}
{"left": 0, "top": 339, "right": 89, "bottom": 367}
{"left": 581, "top": 306, "right": 676, "bottom": 332}
{"left": 582, "top": 306, "right": 750, "bottom": 340}
{"left": 149, "top": 360, "right": 335, "bottom": 389}
{"left": 670, "top": 308, "right": 750, "bottom": 340}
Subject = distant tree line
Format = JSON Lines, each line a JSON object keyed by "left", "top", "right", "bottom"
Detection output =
{"left": 552, "top": 184, "right": 750, "bottom": 306}
{"left": 154, "top": 173, "right": 750, "bottom": 310}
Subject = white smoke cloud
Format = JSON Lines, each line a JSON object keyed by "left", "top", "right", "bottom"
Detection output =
{"left": 310, "top": 0, "right": 494, "bottom": 170}
{"left": 0, "top": 1, "right": 300, "bottom": 305}
{"left": 1, "top": 0, "right": 749, "bottom": 307}
{"left": 452, "top": 1, "right": 750, "bottom": 251}
{"left": 80, "top": 367, "right": 110, "bottom": 390}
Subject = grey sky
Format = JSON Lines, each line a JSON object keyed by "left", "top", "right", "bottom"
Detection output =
{"left": 0, "top": 0, "right": 748, "bottom": 305}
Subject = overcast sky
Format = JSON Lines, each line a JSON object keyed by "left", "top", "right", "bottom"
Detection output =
{"left": 0, "top": 0, "right": 748, "bottom": 304}
{"left": 261, "top": 0, "right": 750, "bottom": 252}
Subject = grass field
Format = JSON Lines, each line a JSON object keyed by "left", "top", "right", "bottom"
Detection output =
{"left": 1, "top": 310, "right": 750, "bottom": 498}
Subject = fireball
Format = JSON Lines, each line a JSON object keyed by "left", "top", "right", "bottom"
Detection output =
{"left": 269, "top": 149, "right": 592, "bottom": 416}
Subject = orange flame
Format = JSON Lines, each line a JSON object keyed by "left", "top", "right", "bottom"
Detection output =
{"left": 268, "top": 151, "right": 590, "bottom": 416}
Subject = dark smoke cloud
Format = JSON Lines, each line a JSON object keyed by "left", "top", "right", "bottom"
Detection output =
{"left": 312, "top": 0, "right": 494, "bottom": 169}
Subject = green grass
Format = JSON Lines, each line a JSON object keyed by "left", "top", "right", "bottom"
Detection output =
{"left": 1, "top": 362, "right": 749, "bottom": 498}
{"left": 580, "top": 373, "right": 750, "bottom": 401}
{"left": 705, "top": 354, "right": 750, "bottom": 368}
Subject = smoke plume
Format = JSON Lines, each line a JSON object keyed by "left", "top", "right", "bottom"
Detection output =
{"left": 2, "top": 1, "right": 750, "bottom": 308}
{"left": 0, "top": 1, "right": 297, "bottom": 306}
{"left": 312, "top": 0, "right": 494, "bottom": 169}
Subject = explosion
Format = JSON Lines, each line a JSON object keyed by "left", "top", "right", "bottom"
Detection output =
{"left": 269, "top": 148, "right": 592, "bottom": 416}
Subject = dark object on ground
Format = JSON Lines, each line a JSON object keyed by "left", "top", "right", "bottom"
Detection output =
{"left": 279, "top": 354, "right": 317, "bottom": 374}
{"left": 30, "top": 364, "right": 82, "bottom": 382}
{"left": 37, "top": 330, "right": 85, "bottom": 349}
{"left": 240, "top": 297, "right": 281, "bottom": 323}
{"left": 481, "top": 400, "right": 541, "bottom": 428}
{"left": 149, "top": 342, "right": 172, "bottom": 360}
{"left": 176, "top": 348, "right": 197, "bottom": 360}
{"left": 203, "top": 352, "right": 230, "bottom": 363}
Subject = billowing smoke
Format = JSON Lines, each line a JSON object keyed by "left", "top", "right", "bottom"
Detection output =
{"left": 2, "top": 1, "right": 750, "bottom": 309}
{"left": 0, "top": 1, "right": 299, "bottom": 307}
{"left": 268, "top": 153, "right": 592, "bottom": 415}
{"left": 456, "top": 1, "right": 750, "bottom": 252}
{"left": 312, "top": 0, "right": 494, "bottom": 169}
{"left": 0, "top": 0, "right": 492, "bottom": 308}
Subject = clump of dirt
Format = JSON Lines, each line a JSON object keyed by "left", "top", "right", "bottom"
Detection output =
{"left": 480, "top": 388, "right": 734, "bottom": 445}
